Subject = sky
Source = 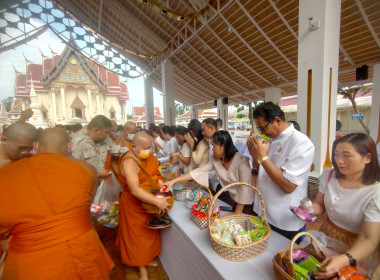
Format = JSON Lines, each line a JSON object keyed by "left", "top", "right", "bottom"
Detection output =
{"left": 0, "top": 28, "right": 163, "bottom": 115}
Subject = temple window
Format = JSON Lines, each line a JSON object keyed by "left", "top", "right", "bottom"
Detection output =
{"left": 74, "top": 108, "right": 83, "bottom": 119}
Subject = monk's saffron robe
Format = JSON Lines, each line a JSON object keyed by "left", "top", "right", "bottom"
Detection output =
{"left": 116, "top": 153, "right": 163, "bottom": 266}
{"left": 0, "top": 154, "right": 114, "bottom": 280}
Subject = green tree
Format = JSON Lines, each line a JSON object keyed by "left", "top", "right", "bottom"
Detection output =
{"left": 234, "top": 101, "right": 260, "bottom": 129}
{"left": 338, "top": 85, "right": 371, "bottom": 134}
{"left": 175, "top": 101, "right": 189, "bottom": 119}
{"left": 1, "top": 96, "right": 13, "bottom": 112}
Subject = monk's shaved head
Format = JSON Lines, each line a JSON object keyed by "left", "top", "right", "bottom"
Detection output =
{"left": 37, "top": 128, "right": 69, "bottom": 156}
{"left": 132, "top": 131, "right": 152, "bottom": 148}
{"left": 0, "top": 123, "right": 37, "bottom": 162}
{"left": 3, "top": 123, "right": 37, "bottom": 141}
{"left": 124, "top": 121, "right": 137, "bottom": 132}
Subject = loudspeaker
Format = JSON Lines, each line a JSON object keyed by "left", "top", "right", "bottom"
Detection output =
{"left": 214, "top": 100, "right": 217, "bottom": 106}
{"left": 222, "top": 97, "right": 228, "bottom": 105}
{"left": 356, "top": 65, "right": 368, "bottom": 81}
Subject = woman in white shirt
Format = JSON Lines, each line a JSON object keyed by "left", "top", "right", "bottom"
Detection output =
{"left": 185, "top": 119, "right": 209, "bottom": 169}
{"left": 165, "top": 130, "right": 254, "bottom": 214}
{"left": 312, "top": 133, "right": 380, "bottom": 279}
{"left": 156, "top": 126, "right": 180, "bottom": 168}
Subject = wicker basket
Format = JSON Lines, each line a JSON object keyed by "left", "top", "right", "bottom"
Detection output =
{"left": 190, "top": 185, "right": 221, "bottom": 230}
{"left": 207, "top": 182, "right": 271, "bottom": 261}
{"left": 272, "top": 231, "right": 326, "bottom": 280}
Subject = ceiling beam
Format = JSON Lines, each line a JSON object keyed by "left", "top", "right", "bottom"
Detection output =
{"left": 97, "top": 0, "right": 103, "bottom": 33}
{"left": 355, "top": 0, "right": 380, "bottom": 49}
{"left": 147, "top": 0, "right": 236, "bottom": 74}
{"left": 236, "top": 0, "right": 296, "bottom": 71}
{"left": 207, "top": 4, "right": 289, "bottom": 84}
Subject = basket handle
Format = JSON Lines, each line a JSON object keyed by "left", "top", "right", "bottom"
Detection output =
{"left": 280, "top": 231, "right": 326, "bottom": 276}
{"left": 207, "top": 182, "right": 266, "bottom": 226}
{"left": 196, "top": 185, "right": 213, "bottom": 200}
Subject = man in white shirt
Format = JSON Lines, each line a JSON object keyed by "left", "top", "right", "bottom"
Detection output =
{"left": 247, "top": 102, "right": 315, "bottom": 240}
{"left": 170, "top": 126, "right": 191, "bottom": 174}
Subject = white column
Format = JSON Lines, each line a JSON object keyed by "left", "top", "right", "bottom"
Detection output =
{"left": 265, "top": 87, "right": 281, "bottom": 105}
{"left": 369, "top": 64, "right": 380, "bottom": 142}
{"left": 60, "top": 86, "right": 66, "bottom": 120}
{"left": 120, "top": 102, "right": 126, "bottom": 120}
{"left": 297, "top": 0, "right": 341, "bottom": 174}
{"left": 190, "top": 105, "right": 198, "bottom": 120}
{"left": 217, "top": 99, "right": 228, "bottom": 130}
{"left": 144, "top": 75, "right": 155, "bottom": 128}
{"left": 51, "top": 90, "right": 57, "bottom": 124}
{"left": 96, "top": 94, "right": 100, "bottom": 116}
{"left": 162, "top": 59, "right": 176, "bottom": 125}
{"left": 87, "top": 88, "right": 93, "bottom": 119}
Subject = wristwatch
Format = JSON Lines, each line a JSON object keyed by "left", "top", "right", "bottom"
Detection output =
{"left": 258, "top": 156, "right": 268, "bottom": 164}
{"left": 345, "top": 252, "right": 357, "bottom": 267}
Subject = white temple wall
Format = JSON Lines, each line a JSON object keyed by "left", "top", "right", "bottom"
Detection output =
{"left": 65, "top": 86, "right": 88, "bottom": 120}
{"left": 104, "top": 96, "right": 120, "bottom": 119}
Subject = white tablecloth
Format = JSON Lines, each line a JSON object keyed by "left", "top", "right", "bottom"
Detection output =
{"left": 160, "top": 199, "right": 291, "bottom": 280}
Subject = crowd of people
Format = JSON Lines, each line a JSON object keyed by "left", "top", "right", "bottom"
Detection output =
{"left": 0, "top": 101, "right": 379, "bottom": 279}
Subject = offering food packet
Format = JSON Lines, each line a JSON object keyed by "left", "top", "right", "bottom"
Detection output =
{"left": 235, "top": 232, "right": 252, "bottom": 246}
{"left": 219, "top": 231, "right": 235, "bottom": 246}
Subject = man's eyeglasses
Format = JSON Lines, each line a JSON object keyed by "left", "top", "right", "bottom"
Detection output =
{"left": 256, "top": 119, "right": 274, "bottom": 133}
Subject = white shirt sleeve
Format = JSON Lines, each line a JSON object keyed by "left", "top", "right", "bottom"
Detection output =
{"left": 189, "top": 160, "right": 214, "bottom": 187}
{"left": 282, "top": 137, "right": 315, "bottom": 187}
{"left": 318, "top": 168, "right": 333, "bottom": 194}
{"left": 364, "top": 192, "right": 380, "bottom": 222}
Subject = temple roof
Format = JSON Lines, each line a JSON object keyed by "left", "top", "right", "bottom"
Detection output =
{"left": 137, "top": 114, "right": 165, "bottom": 122}
{"left": 13, "top": 44, "right": 129, "bottom": 101}
{"left": 177, "top": 109, "right": 217, "bottom": 121}
{"left": 132, "top": 106, "right": 161, "bottom": 117}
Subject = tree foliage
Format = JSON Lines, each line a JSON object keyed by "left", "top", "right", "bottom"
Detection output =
{"left": 175, "top": 101, "right": 189, "bottom": 118}
{"left": 338, "top": 85, "right": 371, "bottom": 134}
{"left": 1, "top": 96, "right": 13, "bottom": 112}
{"left": 233, "top": 101, "right": 261, "bottom": 128}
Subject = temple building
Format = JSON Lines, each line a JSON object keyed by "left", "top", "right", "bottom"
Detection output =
{"left": 12, "top": 44, "right": 129, "bottom": 126}
{"left": 131, "top": 106, "right": 164, "bottom": 127}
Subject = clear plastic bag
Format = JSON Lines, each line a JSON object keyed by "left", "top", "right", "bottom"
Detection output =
{"left": 300, "top": 230, "right": 379, "bottom": 278}
{"left": 300, "top": 230, "right": 349, "bottom": 256}
{"left": 90, "top": 173, "right": 122, "bottom": 228}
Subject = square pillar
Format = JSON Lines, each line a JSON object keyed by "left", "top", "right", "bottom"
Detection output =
{"left": 297, "top": 0, "right": 341, "bottom": 174}
{"left": 369, "top": 64, "right": 380, "bottom": 143}
{"left": 190, "top": 105, "right": 198, "bottom": 120}
{"left": 217, "top": 99, "right": 228, "bottom": 130}
{"left": 265, "top": 87, "right": 281, "bottom": 105}
{"left": 162, "top": 59, "right": 176, "bottom": 125}
{"left": 144, "top": 75, "right": 155, "bottom": 129}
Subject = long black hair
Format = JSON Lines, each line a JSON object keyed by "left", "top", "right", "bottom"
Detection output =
{"left": 188, "top": 119, "right": 204, "bottom": 151}
{"left": 211, "top": 130, "right": 237, "bottom": 162}
{"left": 162, "top": 125, "right": 176, "bottom": 137}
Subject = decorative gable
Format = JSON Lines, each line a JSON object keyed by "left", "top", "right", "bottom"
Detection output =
{"left": 71, "top": 96, "right": 86, "bottom": 109}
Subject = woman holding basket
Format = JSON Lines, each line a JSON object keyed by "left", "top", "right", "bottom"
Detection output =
{"left": 312, "top": 133, "right": 380, "bottom": 279}
{"left": 165, "top": 130, "right": 254, "bottom": 214}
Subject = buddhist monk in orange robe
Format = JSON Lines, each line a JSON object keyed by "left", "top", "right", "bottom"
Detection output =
{"left": 0, "top": 128, "right": 114, "bottom": 280}
{"left": 0, "top": 123, "right": 37, "bottom": 168}
{"left": 115, "top": 121, "right": 136, "bottom": 149}
{"left": 117, "top": 131, "right": 170, "bottom": 280}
